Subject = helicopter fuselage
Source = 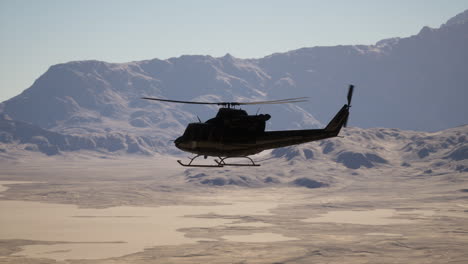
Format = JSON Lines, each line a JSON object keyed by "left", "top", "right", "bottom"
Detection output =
{"left": 174, "top": 105, "right": 348, "bottom": 157}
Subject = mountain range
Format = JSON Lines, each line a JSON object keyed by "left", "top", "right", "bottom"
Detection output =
{"left": 0, "top": 9, "right": 467, "bottom": 163}
{"left": 1, "top": 109, "right": 466, "bottom": 188}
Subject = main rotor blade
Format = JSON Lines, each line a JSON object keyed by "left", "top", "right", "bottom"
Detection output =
{"left": 239, "top": 97, "right": 309, "bottom": 105}
{"left": 240, "top": 99, "right": 308, "bottom": 105}
{"left": 141, "top": 96, "right": 309, "bottom": 106}
{"left": 141, "top": 97, "right": 222, "bottom": 105}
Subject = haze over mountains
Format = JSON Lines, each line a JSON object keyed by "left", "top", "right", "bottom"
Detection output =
{"left": 0, "top": 10, "right": 467, "bottom": 162}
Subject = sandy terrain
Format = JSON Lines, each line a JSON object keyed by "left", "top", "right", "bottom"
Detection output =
{"left": 0, "top": 153, "right": 467, "bottom": 263}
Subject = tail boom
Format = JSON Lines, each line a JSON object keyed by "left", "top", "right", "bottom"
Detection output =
{"left": 254, "top": 98, "right": 352, "bottom": 151}
{"left": 256, "top": 128, "right": 339, "bottom": 151}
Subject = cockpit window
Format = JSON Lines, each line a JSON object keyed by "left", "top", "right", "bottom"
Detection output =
{"left": 183, "top": 123, "right": 211, "bottom": 140}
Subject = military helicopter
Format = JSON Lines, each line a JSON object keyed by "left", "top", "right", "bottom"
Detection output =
{"left": 142, "top": 85, "right": 354, "bottom": 167}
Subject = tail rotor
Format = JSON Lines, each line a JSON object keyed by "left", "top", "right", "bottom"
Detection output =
{"left": 344, "top": 84, "right": 354, "bottom": 127}
{"left": 347, "top": 84, "right": 354, "bottom": 107}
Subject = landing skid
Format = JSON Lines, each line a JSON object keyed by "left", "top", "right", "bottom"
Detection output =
{"left": 215, "top": 156, "right": 260, "bottom": 167}
{"left": 176, "top": 155, "right": 260, "bottom": 167}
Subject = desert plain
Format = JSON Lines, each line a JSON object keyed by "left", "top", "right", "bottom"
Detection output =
{"left": 0, "top": 150, "right": 467, "bottom": 264}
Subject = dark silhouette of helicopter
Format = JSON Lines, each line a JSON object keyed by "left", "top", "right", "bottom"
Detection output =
{"left": 143, "top": 85, "right": 354, "bottom": 167}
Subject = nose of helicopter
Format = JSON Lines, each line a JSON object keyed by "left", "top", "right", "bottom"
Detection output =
{"left": 174, "top": 136, "right": 184, "bottom": 150}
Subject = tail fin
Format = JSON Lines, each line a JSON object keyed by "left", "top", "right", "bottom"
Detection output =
{"left": 324, "top": 105, "right": 349, "bottom": 133}
{"left": 324, "top": 85, "right": 354, "bottom": 134}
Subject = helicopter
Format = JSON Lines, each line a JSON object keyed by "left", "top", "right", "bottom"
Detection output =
{"left": 142, "top": 85, "right": 354, "bottom": 167}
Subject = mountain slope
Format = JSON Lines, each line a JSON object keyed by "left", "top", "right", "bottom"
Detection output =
{"left": 270, "top": 125, "right": 467, "bottom": 170}
{"left": 0, "top": 9, "right": 467, "bottom": 153}
{"left": 258, "top": 11, "right": 468, "bottom": 131}
{"left": 0, "top": 113, "right": 162, "bottom": 157}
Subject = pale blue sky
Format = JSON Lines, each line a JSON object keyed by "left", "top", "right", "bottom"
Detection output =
{"left": 1, "top": 0, "right": 467, "bottom": 102}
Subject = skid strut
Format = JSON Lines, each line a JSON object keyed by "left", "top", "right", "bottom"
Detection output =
{"left": 177, "top": 155, "right": 223, "bottom": 167}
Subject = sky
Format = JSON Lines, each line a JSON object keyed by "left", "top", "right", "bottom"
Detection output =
{"left": 0, "top": 0, "right": 467, "bottom": 102}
